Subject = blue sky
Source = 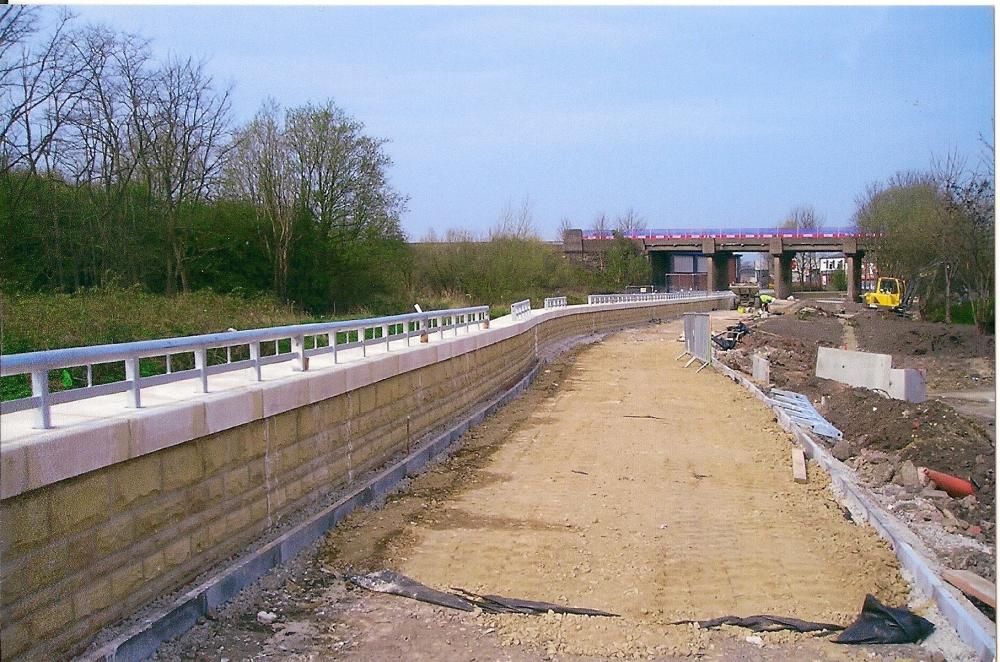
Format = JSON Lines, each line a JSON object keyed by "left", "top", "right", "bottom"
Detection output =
{"left": 70, "top": 6, "right": 994, "bottom": 240}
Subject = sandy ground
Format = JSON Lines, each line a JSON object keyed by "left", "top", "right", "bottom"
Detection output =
{"left": 153, "top": 320, "right": 948, "bottom": 661}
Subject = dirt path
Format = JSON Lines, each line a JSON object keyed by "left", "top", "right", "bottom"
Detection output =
{"left": 154, "top": 321, "right": 939, "bottom": 661}
{"left": 316, "top": 320, "right": 917, "bottom": 660}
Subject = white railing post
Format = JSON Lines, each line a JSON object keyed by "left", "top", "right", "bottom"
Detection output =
{"left": 194, "top": 348, "right": 209, "bottom": 393}
{"left": 330, "top": 331, "right": 338, "bottom": 363}
{"left": 291, "top": 335, "right": 308, "bottom": 371}
{"left": 30, "top": 369, "right": 51, "bottom": 429}
{"left": 251, "top": 341, "right": 263, "bottom": 380}
{"left": 125, "top": 357, "right": 141, "bottom": 408}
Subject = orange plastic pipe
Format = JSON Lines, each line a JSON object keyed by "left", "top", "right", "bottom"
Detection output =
{"left": 922, "top": 468, "right": 975, "bottom": 498}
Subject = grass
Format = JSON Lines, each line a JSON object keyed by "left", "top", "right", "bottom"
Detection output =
{"left": 1, "top": 286, "right": 312, "bottom": 401}
{"left": 0, "top": 283, "right": 599, "bottom": 402}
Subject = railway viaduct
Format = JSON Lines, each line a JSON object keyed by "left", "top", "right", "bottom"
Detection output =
{"left": 562, "top": 227, "right": 875, "bottom": 301}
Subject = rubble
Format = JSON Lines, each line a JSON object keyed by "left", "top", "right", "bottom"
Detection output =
{"left": 721, "top": 305, "right": 996, "bottom": 591}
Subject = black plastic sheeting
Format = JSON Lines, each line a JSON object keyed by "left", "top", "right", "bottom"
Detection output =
{"left": 345, "top": 570, "right": 618, "bottom": 616}
{"left": 671, "top": 615, "right": 844, "bottom": 633}
{"left": 834, "top": 594, "right": 935, "bottom": 645}
{"left": 675, "top": 594, "right": 934, "bottom": 645}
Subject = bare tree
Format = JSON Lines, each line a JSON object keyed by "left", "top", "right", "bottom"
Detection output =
{"left": 555, "top": 216, "right": 573, "bottom": 242}
{"left": 615, "top": 207, "right": 647, "bottom": 237}
{"left": 491, "top": 195, "right": 536, "bottom": 240}
{"left": 58, "top": 27, "right": 156, "bottom": 286}
{"left": 226, "top": 100, "right": 297, "bottom": 297}
{"left": 0, "top": 8, "right": 89, "bottom": 178}
{"left": 284, "top": 100, "right": 406, "bottom": 245}
{"left": 590, "top": 212, "right": 609, "bottom": 239}
{"left": 780, "top": 205, "right": 824, "bottom": 287}
{"left": 139, "top": 56, "right": 232, "bottom": 293}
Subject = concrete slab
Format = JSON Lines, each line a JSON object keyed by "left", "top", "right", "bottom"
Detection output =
{"left": 815, "top": 346, "right": 893, "bottom": 392}
{"left": 204, "top": 390, "right": 263, "bottom": 434}
{"left": 888, "top": 368, "right": 927, "bottom": 404}
{"left": 751, "top": 354, "right": 770, "bottom": 385}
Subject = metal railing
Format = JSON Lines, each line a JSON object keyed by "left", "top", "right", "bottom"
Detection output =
{"left": 510, "top": 299, "right": 532, "bottom": 320}
{"left": 543, "top": 297, "right": 567, "bottom": 308}
{"left": 1, "top": 306, "right": 490, "bottom": 429}
{"left": 587, "top": 291, "right": 733, "bottom": 304}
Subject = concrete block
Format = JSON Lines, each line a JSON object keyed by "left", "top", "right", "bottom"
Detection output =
{"left": 110, "top": 561, "right": 144, "bottom": 602}
{"left": 50, "top": 471, "right": 110, "bottom": 536}
{"left": 0, "top": 487, "right": 50, "bottom": 553}
{"left": 204, "top": 389, "right": 262, "bottom": 434}
{"left": 307, "top": 368, "right": 346, "bottom": 403}
{"left": 224, "top": 466, "right": 250, "bottom": 498}
{"left": 22, "top": 419, "right": 129, "bottom": 496}
{"left": 1, "top": 441, "right": 28, "bottom": 499}
{"left": 112, "top": 453, "right": 163, "bottom": 507}
{"left": 0, "top": 620, "right": 31, "bottom": 659}
{"left": 261, "top": 377, "right": 309, "bottom": 418}
{"left": 29, "top": 599, "right": 74, "bottom": 638}
{"left": 129, "top": 404, "right": 206, "bottom": 458}
{"left": 815, "top": 347, "right": 892, "bottom": 392}
{"left": 164, "top": 536, "right": 191, "bottom": 568}
{"left": 888, "top": 368, "right": 927, "bottom": 403}
{"left": 73, "top": 576, "right": 114, "bottom": 617}
{"left": 342, "top": 362, "right": 372, "bottom": 392}
{"left": 368, "top": 353, "right": 400, "bottom": 384}
{"left": 161, "top": 443, "right": 203, "bottom": 492}
{"left": 133, "top": 492, "right": 185, "bottom": 538}
{"left": 398, "top": 345, "right": 435, "bottom": 373}
{"left": 751, "top": 354, "right": 770, "bottom": 385}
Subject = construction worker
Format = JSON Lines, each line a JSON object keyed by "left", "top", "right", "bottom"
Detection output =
{"left": 758, "top": 293, "right": 775, "bottom": 312}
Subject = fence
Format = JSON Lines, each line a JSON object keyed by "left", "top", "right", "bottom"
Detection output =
{"left": 543, "top": 297, "right": 567, "bottom": 308}
{"left": 510, "top": 299, "right": 532, "bottom": 320}
{"left": 676, "top": 312, "right": 712, "bottom": 371}
{"left": 587, "top": 291, "right": 733, "bottom": 305}
{"left": 1, "top": 306, "right": 490, "bottom": 429}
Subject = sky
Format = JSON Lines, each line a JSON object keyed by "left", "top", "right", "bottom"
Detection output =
{"left": 67, "top": 6, "right": 994, "bottom": 241}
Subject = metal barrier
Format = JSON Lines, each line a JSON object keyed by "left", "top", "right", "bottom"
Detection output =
{"left": 510, "top": 299, "right": 532, "bottom": 320}
{"left": 587, "top": 291, "right": 733, "bottom": 304}
{"left": 543, "top": 297, "right": 567, "bottom": 308}
{"left": 1, "top": 306, "right": 490, "bottom": 429}
{"left": 676, "top": 312, "right": 712, "bottom": 371}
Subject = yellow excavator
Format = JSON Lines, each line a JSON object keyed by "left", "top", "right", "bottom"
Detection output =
{"left": 864, "top": 277, "right": 905, "bottom": 309}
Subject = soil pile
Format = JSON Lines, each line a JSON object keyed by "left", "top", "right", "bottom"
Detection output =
{"left": 821, "top": 388, "right": 995, "bottom": 524}
{"left": 851, "top": 311, "right": 994, "bottom": 391}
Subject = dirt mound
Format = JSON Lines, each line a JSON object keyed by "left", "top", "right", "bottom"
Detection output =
{"left": 757, "top": 313, "right": 844, "bottom": 346}
{"left": 854, "top": 311, "right": 992, "bottom": 359}
{"left": 852, "top": 311, "right": 995, "bottom": 391}
{"left": 820, "top": 388, "right": 995, "bottom": 521}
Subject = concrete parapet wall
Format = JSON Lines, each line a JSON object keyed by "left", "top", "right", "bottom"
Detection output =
{"left": 0, "top": 296, "right": 730, "bottom": 660}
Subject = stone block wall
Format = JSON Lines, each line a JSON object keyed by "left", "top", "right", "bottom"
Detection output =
{"left": 0, "top": 297, "right": 728, "bottom": 660}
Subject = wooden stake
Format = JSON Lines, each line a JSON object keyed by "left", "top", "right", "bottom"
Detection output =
{"left": 792, "top": 448, "right": 808, "bottom": 483}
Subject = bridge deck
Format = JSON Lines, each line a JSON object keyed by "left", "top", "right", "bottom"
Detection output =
{"left": 155, "top": 315, "right": 923, "bottom": 660}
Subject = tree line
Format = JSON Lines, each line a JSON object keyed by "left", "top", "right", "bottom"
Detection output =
{"left": 1, "top": 7, "right": 407, "bottom": 312}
